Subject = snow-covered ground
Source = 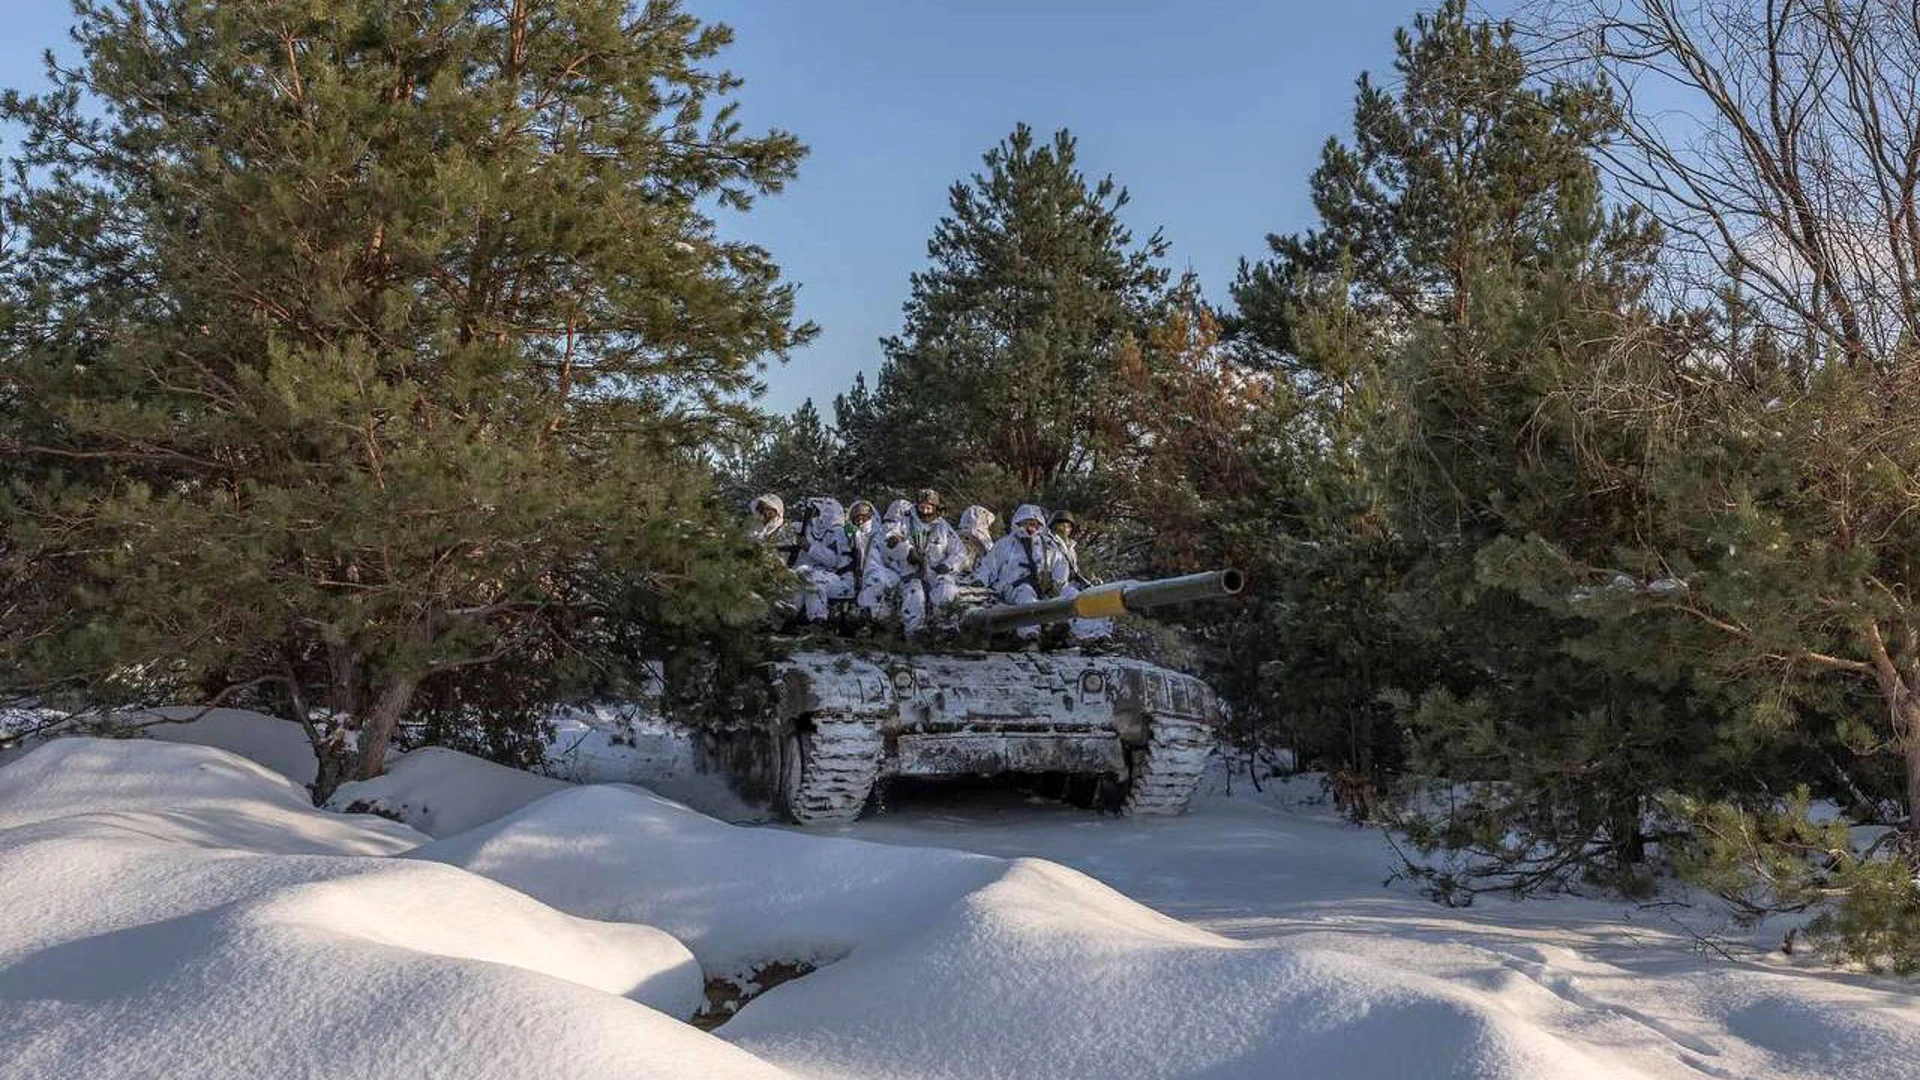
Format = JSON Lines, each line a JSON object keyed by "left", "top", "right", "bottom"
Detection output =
{"left": 0, "top": 739, "right": 755, "bottom": 1080}
{"left": 3, "top": 715, "right": 1917, "bottom": 1079}
{"left": 842, "top": 780, "right": 1920, "bottom": 1080}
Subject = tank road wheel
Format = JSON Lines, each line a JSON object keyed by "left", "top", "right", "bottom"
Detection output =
{"left": 1121, "top": 717, "right": 1214, "bottom": 816}
{"left": 775, "top": 716, "right": 882, "bottom": 825}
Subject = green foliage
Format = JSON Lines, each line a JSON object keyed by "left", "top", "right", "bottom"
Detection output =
{"left": 1233, "top": 0, "right": 1638, "bottom": 364}
{"left": 719, "top": 398, "right": 846, "bottom": 503}
{"left": 0, "top": 0, "right": 808, "bottom": 783}
{"left": 1675, "top": 791, "right": 1920, "bottom": 974}
{"left": 1812, "top": 858, "right": 1920, "bottom": 975}
{"left": 1619, "top": 340, "right": 1920, "bottom": 827}
{"left": 848, "top": 123, "right": 1169, "bottom": 496}
{"left": 1671, "top": 790, "right": 1843, "bottom": 918}
{"left": 1217, "top": 2, "right": 1920, "bottom": 940}
{"left": 1220, "top": 0, "right": 1733, "bottom": 887}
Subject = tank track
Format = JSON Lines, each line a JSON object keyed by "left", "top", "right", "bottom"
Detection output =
{"left": 784, "top": 715, "right": 882, "bottom": 825}
{"left": 1122, "top": 716, "right": 1214, "bottom": 816}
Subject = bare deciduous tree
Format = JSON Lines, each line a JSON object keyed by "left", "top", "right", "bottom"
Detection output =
{"left": 1554, "top": 0, "right": 1920, "bottom": 367}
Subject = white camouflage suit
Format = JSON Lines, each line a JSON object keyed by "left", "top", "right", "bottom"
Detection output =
{"left": 973, "top": 504, "right": 1074, "bottom": 640}
{"left": 955, "top": 505, "right": 997, "bottom": 580}
{"left": 858, "top": 499, "right": 928, "bottom": 632}
{"left": 973, "top": 504, "right": 1110, "bottom": 641}
{"left": 913, "top": 508, "right": 967, "bottom": 618}
{"left": 846, "top": 500, "right": 876, "bottom": 583}
{"left": 787, "top": 496, "right": 858, "bottom": 622}
{"left": 749, "top": 493, "right": 787, "bottom": 544}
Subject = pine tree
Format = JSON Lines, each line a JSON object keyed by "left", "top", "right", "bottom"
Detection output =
{"left": 830, "top": 372, "right": 885, "bottom": 493}
{"left": 1226, "top": 1, "right": 1748, "bottom": 887}
{"left": 0, "top": 0, "right": 810, "bottom": 792}
{"left": 860, "top": 124, "right": 1169, "bottom": 501}
{"left": 720, "top": 398, "right": 846, "bottom": 503}
{"left": 1233, "top": 0, "right": 1631, "bottom": 363}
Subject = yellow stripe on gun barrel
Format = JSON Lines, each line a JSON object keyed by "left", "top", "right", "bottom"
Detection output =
{"left": 1073, "top": 588, "right": 1128, "bottom": 619}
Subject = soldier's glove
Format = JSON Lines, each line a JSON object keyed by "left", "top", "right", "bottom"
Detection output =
{"left": 907, "top": 551, "right": 923, "bottom": 567}
{"left": 933, "top": 562, "right": 952, "bottom": 575}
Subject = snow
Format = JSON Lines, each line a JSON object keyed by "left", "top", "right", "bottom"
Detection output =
{"left": 414, "top": 783, "right": 1006, "bottom": 978}
{"left": 541, "top": 704, "right": 764, "bottom": 821}
{"left": 413, "top": 763, "right": 1920, "bottom": 1080}
{"left": 324, "top": 745, "right": 572, "bottom": 836}
{"left": 0, "top": 704, "right": 321, "bottom": 784}
{"left": 0, "top": 739, "right": 782, "bottom": 1080}
{"left": 130, "top": 706, "right": 322, "bottom": 787}
{"left": 836, "top": 778, "right": 1920, "bottom": 1080}
{"left": 0, "top": 733, "right": 413, "bottom": 853}
{"left": 9, "top": 731, "right": 1920, "bottom": 1080}
{"left": 702, "top": 855, "right": 1622, "bottom": 1080}
{"left": 413, "top": 773, "right": 1920, "bottom": 1080}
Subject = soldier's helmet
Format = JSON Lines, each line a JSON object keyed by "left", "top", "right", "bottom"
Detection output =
{"left": 915, "top": 488, "right": 941, "bottom": 512}
{"left": 1049, "top": 509, "right": 1077, "bottom": 531}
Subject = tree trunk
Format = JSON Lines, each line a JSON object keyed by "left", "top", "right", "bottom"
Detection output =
{"left": 1859, "top": 620, "right": 1919, "bottom": 852}
{"left": 328, "top": 641, "right": 362, "bottom": 717}
{"left": 279, "top": 664, "right": 350, "bottom": 806}
{"left": 313, "top": 742, "right": 352, "bottom": 804}
{"left": 1881, "top": 688, "right": 1920, "bottom": 856}
{"left": 351, "top": 674, "right": 421, "bottom": 781}
{"left": 1905, "top": 718, "right": 1920, "bottom": 853}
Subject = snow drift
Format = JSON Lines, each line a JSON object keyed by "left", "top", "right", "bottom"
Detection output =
{"left": 133, "top": 706, "right": 323, "bottom": 787}
{"left": 11, "top": 732, "right": 1919, "bottom": 1080}
{"left": 416, "top": 783, "right": 1006, "bottom": 978}
{"left": 0, "top": 739, "right": 784, "bottom": 1080}
{"left": 324, "top": 744, "right": 572, "bottom": 836}
{"left": 419, "top": 783, "right": 1656, "bottom": 1079}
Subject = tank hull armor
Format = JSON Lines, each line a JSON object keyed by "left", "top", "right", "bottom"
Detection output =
{"left": 743, "top": 649, "right": 1223, "bottom": 824}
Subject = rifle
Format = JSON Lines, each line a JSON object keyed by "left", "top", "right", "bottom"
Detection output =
{"left": 778, "top": 501, "right": 817, "bottom": 569}
{"left": 843, "top": 523, "right": 865, "bottom": 579}
{"left": 1060, "top": 541, "right": 1094, "bottom": 589}
{"left": 1018, "top": 534, "right": 1060, "bottom": 600}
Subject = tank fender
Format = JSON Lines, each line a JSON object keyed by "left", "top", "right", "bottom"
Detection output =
{"left": 1107, "top": 660, "right": 1222, "bottom": 742}
{"left": 770, "top": 651, "right": 897, "bottom": 722}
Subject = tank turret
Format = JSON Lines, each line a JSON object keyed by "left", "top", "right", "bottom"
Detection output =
{"left": 959, "top": 569, "right": 1244, "bottom": 634}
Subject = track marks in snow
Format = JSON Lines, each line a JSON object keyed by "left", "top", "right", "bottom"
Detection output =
{"left": 1485, "top": 943, "right": 1731, "bottom": 1076}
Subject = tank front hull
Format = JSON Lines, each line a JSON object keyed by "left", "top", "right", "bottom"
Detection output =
{"left": 770, "top": 648, "right": 1219, "bottom": 784}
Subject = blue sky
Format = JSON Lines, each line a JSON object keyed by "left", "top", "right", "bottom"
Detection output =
{"left": 0, "top": 0, "right": 1449, "bottom": 413}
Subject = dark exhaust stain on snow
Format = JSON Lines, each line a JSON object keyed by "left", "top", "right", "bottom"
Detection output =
{"left": 691, "top": 959, "right": 816, "bottom": 1031}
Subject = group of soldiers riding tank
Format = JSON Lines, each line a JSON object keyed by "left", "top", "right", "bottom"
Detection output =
{"left": 747, "top": 488, "right": 1111, "bottom": 643}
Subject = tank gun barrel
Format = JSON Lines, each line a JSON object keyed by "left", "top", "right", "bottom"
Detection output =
{"left": 962, "top": 569, "right": 1244, "bottom": 633}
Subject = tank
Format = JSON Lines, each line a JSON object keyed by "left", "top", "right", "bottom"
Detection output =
{"left": 709, "top": 570, "right": 1245, "bottom": 824}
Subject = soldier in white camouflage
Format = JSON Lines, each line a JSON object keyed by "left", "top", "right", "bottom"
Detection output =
{"left": 858, "top": 499, "right": 927, "bottom": 634}
{"left": 785, "top": 496, "right": 857, "bottom": 623}
{"left": 910, "top": 489, "right": 968, "bottom": 621}
{"left": 846, "top": 499, "right": 876, "bottom": 584}
{"left": 1047, "top": 509, "right": 1110, "bottom": 642}
{"left": 973, "top": 504, "right": 1073, "bottom": 641}
{"left": 748, "top": 493, "right": 787, "bottom": 544}
{"left": 955, "top": 505, "right": 997, "bottom": 581}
